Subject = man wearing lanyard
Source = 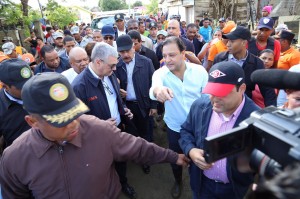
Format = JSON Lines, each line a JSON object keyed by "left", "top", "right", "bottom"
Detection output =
{"left": 72, "top": 42, "right": 136, "bottom": 198}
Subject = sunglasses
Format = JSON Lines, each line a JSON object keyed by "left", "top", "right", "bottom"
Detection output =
{"left": 104, "top": 36, "right": 114, "bottom": 40}
{"left": 157, "top": 36, "right": 165, "bottom": 40}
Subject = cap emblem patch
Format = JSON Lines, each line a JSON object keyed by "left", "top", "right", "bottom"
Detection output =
{"left": 210, "top": 70, "right": 226, "bottom": 78}
{"left": 49, "top": 83, "right": 69, "bottom": 101}
{"left": 20, "top": 67, "right": 31, "bottom": 78}
{"left": 263, "top": 18, "right": 270, "bottom": 24}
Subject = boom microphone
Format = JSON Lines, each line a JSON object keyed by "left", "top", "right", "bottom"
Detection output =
{"left": 251, "top": 69, "right": 300, "bottom": 90}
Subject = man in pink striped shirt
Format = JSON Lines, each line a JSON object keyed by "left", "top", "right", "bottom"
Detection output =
{"left": 179, "top": 61, "right": 260, "bottom": 199}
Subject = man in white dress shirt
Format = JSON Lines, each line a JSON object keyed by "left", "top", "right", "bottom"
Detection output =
{"left": 61, "top": 47, "right": 89, "bottom": 83}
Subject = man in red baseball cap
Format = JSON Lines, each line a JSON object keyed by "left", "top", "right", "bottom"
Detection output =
{"left": 180, "top": 61, "right": 259, "bottom": 199}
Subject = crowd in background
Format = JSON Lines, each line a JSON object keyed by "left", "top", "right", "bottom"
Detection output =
{"left": 0, "top": 4, "right": 300, "bottom": 199}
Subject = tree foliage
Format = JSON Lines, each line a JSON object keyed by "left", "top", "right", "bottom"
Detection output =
{"left": 45, "top": 0, "right": 78, "bottom": 28}
{"left": 145, "top": 0, "right": 158, "bottom": 14}
{"left": 98, "top": 0, "right": 127, "bottom": 11}
{"left": 133, "top": 1, "right": 142, "bottom": 7}
{"left": 0, "top": 2, "right": 24, "bottom": 26}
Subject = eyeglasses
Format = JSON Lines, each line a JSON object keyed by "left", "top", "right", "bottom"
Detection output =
{"left": 102, "top": 80, "right": 113, "bottom": 95}
{"left": 104, "top": 36, "right": 114, "bottom": 41}
{"left": 157, "top": 36, "right": 165, "bottom": 40}
{"left": 100, "top": 59, "right": 116, "bottom": 69}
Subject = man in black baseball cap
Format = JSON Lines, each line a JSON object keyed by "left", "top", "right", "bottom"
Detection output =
{"left": 278, "top": 30, "right": 300, "bottom": 70}
{"left": 0, "top": 59, "right": 32, "bottom": 149}
{"left": 222, "top": 26, "right": 251, "bottom": 41}
{"left": 114, "top": 13, "right": 126, "bottom": 39}
{"left": 116, "top": 34, "right": 158, "bottom": 177}
{"left": 116, "top": 34, "right": 133, "bottom": 52}
{"left": 179, "top": 61, "right": 259, "bottom": 199}
{"left": 0, "top": 73, "right": 189, "bottom": 199}
{"left": 148, "top": 22, "right": 158, "bottom": 44}
{"left": 214, "top": 26, "right": 277, "bottom": 107}
{"left": 248, "top": 17, "right": 280, "bottom": 68}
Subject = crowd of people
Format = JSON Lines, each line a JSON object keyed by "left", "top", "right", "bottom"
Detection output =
{"left": 0, "top": 4, "right": 300, "bottom": 199}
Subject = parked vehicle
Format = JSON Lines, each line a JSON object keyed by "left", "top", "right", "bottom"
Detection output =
{"left": 91, "top": 15, "right": 115, "bottom": 30}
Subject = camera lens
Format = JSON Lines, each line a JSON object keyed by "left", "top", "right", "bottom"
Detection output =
{"left": 250, "top": 149, "right": 282, "bottom": 179}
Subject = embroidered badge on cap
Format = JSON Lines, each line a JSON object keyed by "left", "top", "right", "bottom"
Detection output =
{"left": 117, "top": 14, "right": 120, "bottom": 19}
{"left": 20, "top": 67, "right": 31, "bottom": 78}
{"left": 210, "top": 70, "right": 226, "bottom": 78}
{"left": 238, "top": 78, "right": 243, "bottom": 83}
{"left": 49, "top": 83, "right": 69, "bottom": 101}
{"left": 263, "top": 18, "right": 270, "bottom": 24}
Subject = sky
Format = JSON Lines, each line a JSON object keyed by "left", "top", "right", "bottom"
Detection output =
{"left": 15, "top": 0, "right": 139, "bottom": 10}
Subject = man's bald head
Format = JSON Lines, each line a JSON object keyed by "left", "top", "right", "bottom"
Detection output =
{"left": 167, "top": 19, "right": 181, "bottom": 37}
{"left": 69, "top": 47, "right": 89, "bottom": 74}
{"left": 69, "top": 47, "right": 87, "bottom": 61}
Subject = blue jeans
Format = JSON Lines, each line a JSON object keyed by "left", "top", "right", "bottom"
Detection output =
{"left": 193, "top": 175, "right": 235, "bottom": 199}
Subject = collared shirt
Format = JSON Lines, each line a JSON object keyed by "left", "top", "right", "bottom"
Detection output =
{"left": 80, "top": 35, "right": 93, "bottom": 48}
{"left": 278, "top": 47, "right": 300, "bottom": 70}
{"left": 203, "top": 96, "right": 246, "bottom": 183}
{"left": 117, "top": 29, "right": 126, "bottom": 37}
{"left": 0, "top": 114, "right": 178, "bottom": 199}
{"left": 228, "top": 51, "right": 248, "bottom": 67}
{"left": 55, "top": 46, "right": 64, "bottom": 55}
{"left": 88, "top": 66, "right": 121, "bottom": 125}
{"left": 61, "top": 68, "right": 78, "bottom": 84}
{"left": 150, "top": 62, "right": 208, "bottom": 132}
{"left": 3, "top": 89, "right": 23, "bottom": 105}
{"left": 125, "top": 55, "right": 137, "bottom": 101}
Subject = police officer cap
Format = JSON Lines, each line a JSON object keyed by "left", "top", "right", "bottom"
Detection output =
{"left": 0, "top": 59, "right": 32, "bottom": 89}
{"left": 21, "top": 73, "right": 89, "bottom": 127}
{"left": 114, "top": 13, "right": 125, "bottom": 21}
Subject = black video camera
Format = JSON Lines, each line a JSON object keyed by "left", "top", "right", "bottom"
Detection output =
{"left": 204, "top": 106, "right": 300, "bottom": 178}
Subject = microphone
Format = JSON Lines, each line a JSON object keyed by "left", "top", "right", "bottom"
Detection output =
{"left": 251, "top": 69, "right": 300, "bottom": 90}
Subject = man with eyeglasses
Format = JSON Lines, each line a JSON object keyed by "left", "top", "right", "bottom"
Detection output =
{"left": 72, "top": 42, "right": 136, "bottom": 198}
{"left": 101, "top": 25, "right": 117, "bottom": 49}
{"left": 115, "top": 35, "right": 157, "bottom": 175}
{"left": 62, "top": 47, "right": 89, "bottom": 83}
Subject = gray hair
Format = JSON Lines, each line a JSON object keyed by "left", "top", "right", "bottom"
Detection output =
{"left": 126, "top": 19, "right": 139, "bottom": 27}
{"left": 91, "top": 42, "right": 118, "bottom": 63}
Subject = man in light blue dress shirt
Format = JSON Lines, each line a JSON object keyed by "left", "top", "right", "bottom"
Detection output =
{"left": 149, "top": 36, "right": 208, "bottom": 198}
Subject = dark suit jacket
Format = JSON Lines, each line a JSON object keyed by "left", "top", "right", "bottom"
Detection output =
{"left": 180, "top": 95, "right": 259, "bottom": 199}
{"left": 182, "top": 35, "right": 205, "bottom": 55}
{"left": 115, "top": 53, "right": 157, "bottom": 117}
{"left": 139, "top": 45, "right": 160, "bottom": 70}
{"left": 72, "top": 68, "right": 126, "bottom": 120}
